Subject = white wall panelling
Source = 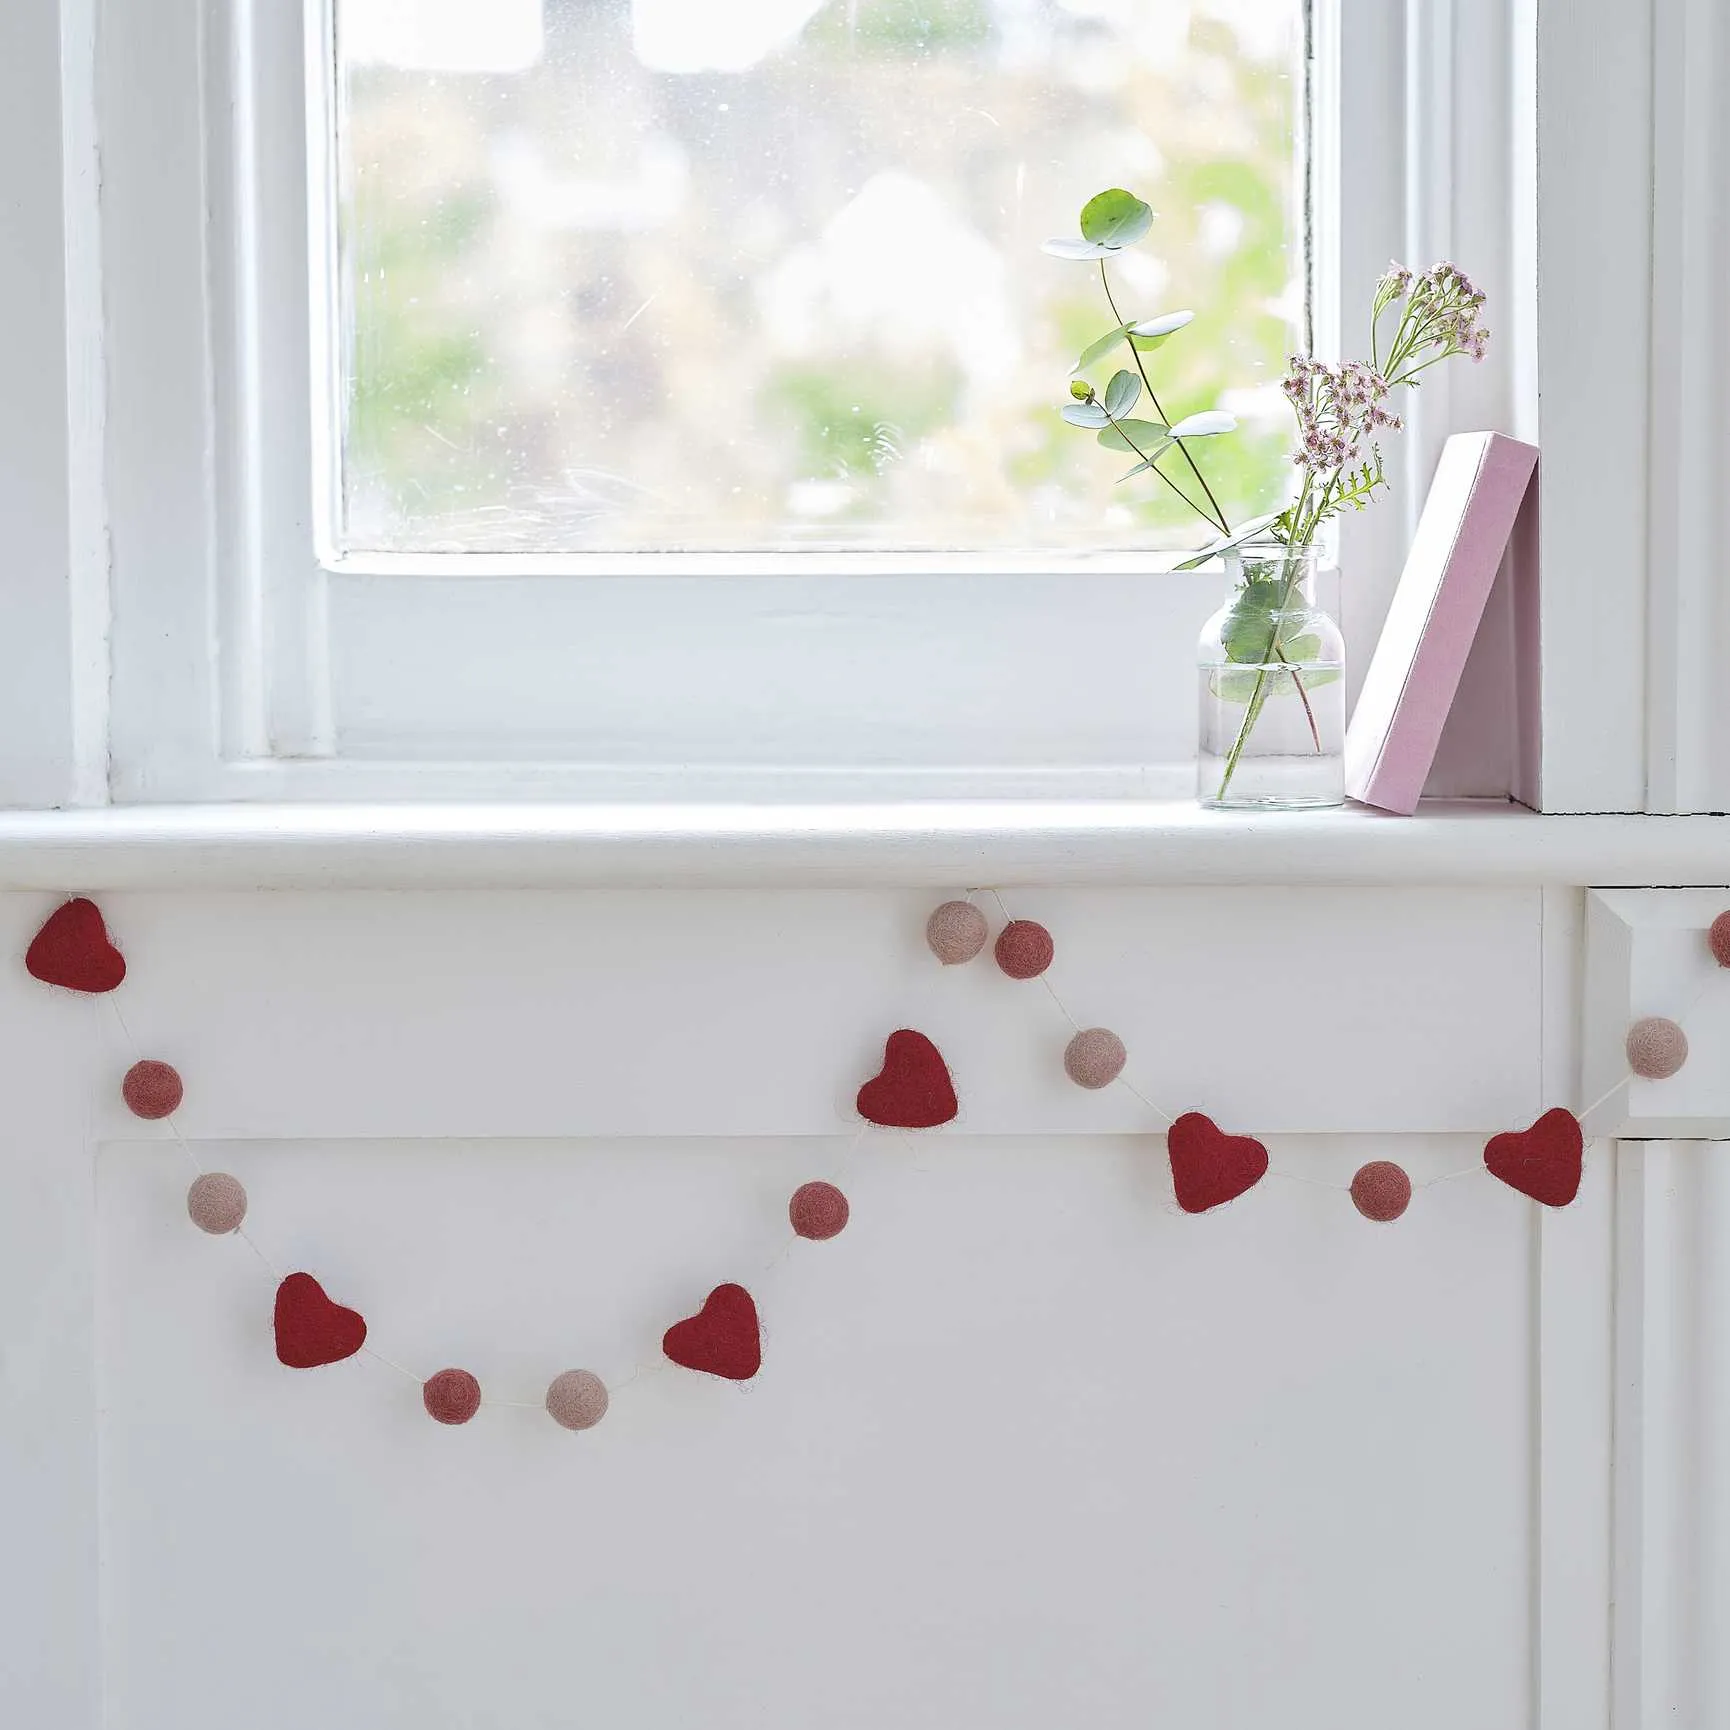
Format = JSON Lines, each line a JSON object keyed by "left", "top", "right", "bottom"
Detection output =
{"left": 1583, "top": 889, "right": 1730, "bottom": 1139}
{"left": 1613, "top": 1141, "right": 1730, "bottom": 1728}
{"left": 71, "top": 888, "right": 1541, "bottom": 1140}
{"left": 0, "top": 881, "right": 1664, "bottom": 1730}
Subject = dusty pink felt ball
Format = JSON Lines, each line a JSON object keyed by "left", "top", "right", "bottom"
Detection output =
{"left": 1710, "top": 913, "right": 1730, "bottom": 969}
{"left": 995, "top": 919, "right": 1054, "bottom": 980}
{"left": 186, "top": 1172, "right": 247, "bottom": 1234}
{"left": 123, "top": 1060, "right": 183, "bottom": 1120}
{"left": 1064, "top": 1028, "right": 1126, "bottom": 1089}
{"left": 1350, "top": 1161, "right": 1412, "bottom": 1223}
{"left": 1626, "top": 1016, "right": 1689, "bottom": 1080}
{"left": 790, "top": 1180, "right": 850, "bottom": 1240}
{"left": 546, "top": 1370, "right": 609, "bottom": 1431}
{"left": 423, "top": 1368, "right": 482, "bottom": 1425}
{"left": 926, "top": 900, "right": 989, "bottom": 966}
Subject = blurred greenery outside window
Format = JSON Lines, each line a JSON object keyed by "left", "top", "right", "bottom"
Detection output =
{"left": 334, "top": 0, "right": 1306, "bottom": 556}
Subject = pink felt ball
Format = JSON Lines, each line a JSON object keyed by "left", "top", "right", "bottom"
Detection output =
{"left": 790, "top": 1180, "right": 850, "bottom": 1241}
{"left": 186, "top": 1172, "right": 247, "bottom": 1234}
{"left": 1626, "top": 1016, "right": 1689, "bottom": 1079}
{"left": 123, "top": 1060, "right": 183, "bottom": 1120}
{"left": 1350, "top": 1161, "right": 1412, "bottom": 1223}
{"left": 1064, "top": 1027, "right": 1126, "bottom": 1089}
{"left": 1710, "top": 913, "right": 1730, "bottom": 969}
{"left": 926, "top": 900, "right": 989, "bottom": 966}
{"left": 995, "top": 919, "right": 1054, "bottom": 980}
{"left": 423, "top": 1368, "right": 482, "bottom": 1425}
{"left": 546, "top": 1370, "right": 610, "bottom": 1431}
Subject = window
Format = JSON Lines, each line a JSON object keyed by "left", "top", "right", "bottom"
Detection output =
{"left": 332, "top": 0, "right": 1306, "bottom": 557}
{"left": 96, "top": 0, "right": 1523, "bottom": 803}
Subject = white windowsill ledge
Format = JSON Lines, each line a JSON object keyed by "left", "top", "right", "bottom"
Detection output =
{"left": 0, "top": 800, "right": 1719, "bottom": 890}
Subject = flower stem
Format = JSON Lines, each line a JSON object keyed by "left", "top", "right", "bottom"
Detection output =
{"left": 1213, "top": 548, "right": 1319, "bottom": 802}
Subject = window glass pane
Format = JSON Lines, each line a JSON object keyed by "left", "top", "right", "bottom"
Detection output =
{"left": 331, "top": 0, "right": 1305, "bottom": 554}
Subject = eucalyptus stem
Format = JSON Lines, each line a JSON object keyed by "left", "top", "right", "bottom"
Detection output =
{"left": 1096, "top": 405, "right": 1214, "bottom": 523}
{"left": 1099, "top": 262, "right": 1230, "bottom": 536}
{"left": 1212, "top": 546, "right": 1319, "bottom": 803}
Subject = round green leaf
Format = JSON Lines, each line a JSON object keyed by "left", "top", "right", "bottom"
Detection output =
{"left": 1071, "top": 324, "right": 1134, "bottom": 374}
{"left": 1079, "top": 189, "right": 1154, "bottom": 248}
{"left": 1174, "top": 512, "right": 1286, "bottom": 571}
{"left": 1131, "top": 310, "right": 1195, "bottom": 339}
{"left": 1168, "top": 410, "right": 1238, "bottom": 440}
{"left": 1042, "top": 237, "right": 1117, "bottom": 261}
{"left": 1103, "top": 369, "right": 1141, "bottom": 417}
{"left": 1095, "top": 418, "right": 1168, "bottom": 454}
{"left": 1061, "top": 401, "right": 1110, "bottom": 428}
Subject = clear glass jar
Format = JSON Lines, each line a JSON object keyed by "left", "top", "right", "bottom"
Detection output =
{"left": 1196, "top": 544, "right": 1345, "bottom": 810}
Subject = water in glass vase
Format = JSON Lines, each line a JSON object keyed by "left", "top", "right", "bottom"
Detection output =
{"left": 1196, "top": 545, "right": 1345, "bottom": 810}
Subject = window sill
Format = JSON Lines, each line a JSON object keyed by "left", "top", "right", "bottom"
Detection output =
{"left": 0, "top": 800, "right": 1719, "bottom": 890}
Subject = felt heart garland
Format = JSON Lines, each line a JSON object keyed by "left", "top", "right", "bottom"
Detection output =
{"left": 663, "top": 1283, "right": 762, "bottom": 1381}
{"left": 1166, "top": 1112, "right": 1270, "bottom": 1213}
{"left": 26, "top": 897, "right": 126, "bottom": 994}
{"left": 273, "top": 1273, "right": 368, "bottom": 1369}
{"left": 857, "top": 1029, "right": 958, "bottom": 1129}
{"left": 37, "top": 889, "right": 1656, "bottom": 1442}
{"left": 1483, "top": 1108, "right": 1584, "bottom": 1208}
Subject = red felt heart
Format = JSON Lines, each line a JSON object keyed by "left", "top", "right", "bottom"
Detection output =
{"left": 663, "top": 1282, "right": 761, "bottom": 1381}
{"left": 1484, "top": 1107, "right": 1584, "bottom": 1208}
{"left": 1167, "top": 1111, "right": 1269, "bottom": 1214}
{"left": 274, "top": 1272, "right": 368, "bottom": 1369}
{"left": 26, "top": 898, "right": 126, "bottom": 994}
{"left": 856, "top": 1029, "right": 958, "bottom": 1129}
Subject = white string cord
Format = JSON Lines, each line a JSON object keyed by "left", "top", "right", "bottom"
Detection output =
{"left": 973, "top": 888, "right": 1726, "bottom": 1198}
{"left": 97, "top": 990, "right": 871, "bottom": 1413}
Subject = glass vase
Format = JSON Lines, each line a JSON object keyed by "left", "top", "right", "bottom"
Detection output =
{"left": 1196, "top": 544, "right": 1345, "bottom": 810}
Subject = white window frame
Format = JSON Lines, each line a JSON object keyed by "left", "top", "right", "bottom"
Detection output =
{"left": 78, "top": 0, "right": 1528, "bottom": 805}
{"left": 29, "top": 0, "right": 1689, "bottom": 813}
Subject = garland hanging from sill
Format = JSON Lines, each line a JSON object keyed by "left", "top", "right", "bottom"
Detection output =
{"left": 29, "top": 891, "right": 1706, "bottom": 1432}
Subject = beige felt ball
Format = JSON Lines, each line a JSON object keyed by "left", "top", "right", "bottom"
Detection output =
{"left": 790, "top": 1179, "right": 850, "bottom": 1240}
{"left": 1710, "top": 912, "right": 1730, "bottom": 969}
{"left": 423, "top": 1368, "right": 482, "bottom": 1425}
{"left": 995, "top": 919, "right": 1054, "bottom": 980}
{"left": 187, "top": 1172, "right": 247, "bottom": 1235}
{"left": 1064, "top": 1027, "right": 1126, "bottom": 1089}
{"left": 926, "top": 900, "right": 988, "bottom": 966}
{"left": 123, "top": 1059, "right": 183, "bottom": 1120}
{"left": 1350, "top": 1160, "right": 1412, "bottom": 1223}
{"left": 1627, "top": 1016, "right": 1689, "bottom": 1079}
{"left": 546, "top": 1369, "right": 609, "bottom": 1431}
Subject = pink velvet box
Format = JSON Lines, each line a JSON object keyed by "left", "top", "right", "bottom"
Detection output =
{"left": 1344, "top": 431, "right": 1539, "bottom": 815}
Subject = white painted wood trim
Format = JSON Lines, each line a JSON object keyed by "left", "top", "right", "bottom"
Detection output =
{"left": 0, "top": 802, "right": 1723, "bottom": 890}
{"left": 1533, "top": 0, "right": 1652, "bottom": 812}
{"left": 1583, "top": 890, "right": 1730, "bottom": 1139}
{"left": 1644, "top": 0, "right": 1727, "bottom": 815}
{"left": 0, "top": 0, "right": 108, "bottom": 809}
{"left": 1536, "top": 885, "right": 1615, "bottom": 1730}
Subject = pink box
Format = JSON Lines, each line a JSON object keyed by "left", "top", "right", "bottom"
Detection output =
{"left": 1344, "top": 431, "right": 1539, "bottom": 815}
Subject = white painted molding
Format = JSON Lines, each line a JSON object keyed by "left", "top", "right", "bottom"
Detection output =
{"left": 1612, "top": 1139, "right": 1730, "bottom": 1727}
{"left": 1533, "top": 0, "right": 1653, "bottom": 812}
{"left": 1645, "top": 0, "right": 1729, "bottom": 814}
{"left": 0, "top": 0, "right": 108, "bottom": 809}
{"left": 0, "top": 802, "right": 1725, "bottom": 890}
{"left": 1584, "top": 890, "right": 1730, "bottom": 1138}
